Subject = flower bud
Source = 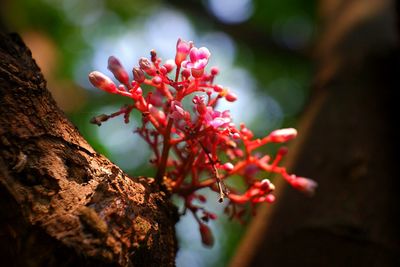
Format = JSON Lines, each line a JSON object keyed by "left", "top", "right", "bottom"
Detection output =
{"left": 175, "top": 38, "right": 192, "bottom": 66}
{"left": 232, "top": 132, "right": 241, "bottom": 139}
{"left": 265, "top": 194, "right": 276, "bottom": 203}
{"left": 199, "top": 223, "right": 214, "bottom": 247}
{"left": 150, "top": 49, "right": 157, "bottom": 62}
{"left": 132, "top": 67, "right": 145, "bottom": 83}
{"left": 222, "top": 162, "right": 234, "bottom": 172}
{"left": 210, "top": 66, "right": 219, "bottom": 76}
{"left": 159, "top": 66, "right": 168, "bottom": 75}
{"left": 163, "top": 59, "right": 175, "bottom": 73}
{"left": 181, "top": 68, "right": 191, "bottom": 79}
{"left": 152, "top": 76, "right": 162, "bottom": 85}
{"left": 139, "top": 57, "right": 156, "bottom": 76}
{"left": 213, "top": 85, "right": 224, "bottom": 92}
{"left": 170, "top": 101, "right": 189, "bottom": 121}
{"left": 148, "top": 91, "right": 163, "bottom": 106}
{"left": 139, "top": 57, "right": 152, "bottom": 70}
{"left": 225, "top": 92, "right": 238, "bottom": 102}
{"left": 268, "top": 128, "right": 297, "bottom": 143}
{"left": 259, "top": 179, "right": 275, "bottom": 192}
{"left": 291, "top": 177, "right": 317, "bottom": 196}
{"left": 88, "top": 71, "right": 118, "bottom": 93}
{"left": 149, "top": 105, "right": 167, "bottom": 125}
{"left": 193, "top": 96, "right": 207, "bottom": 115}
{"left": 107, "top": 56, "right": 130, "bottom": 86}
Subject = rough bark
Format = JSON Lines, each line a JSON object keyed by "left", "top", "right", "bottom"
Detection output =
{"left": 0, "top": 32, "right": 178, "bottom": 266}
{"left": 231, "top": 0, "right": 400, "bottom": 266}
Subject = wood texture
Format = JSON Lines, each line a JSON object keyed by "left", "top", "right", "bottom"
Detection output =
{"left": 0, "top": 32, "right": 178, "bottom": 267}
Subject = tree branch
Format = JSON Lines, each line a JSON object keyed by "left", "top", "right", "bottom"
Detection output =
{"left": 0, "top": 32, "right": 178, "bottom": 267}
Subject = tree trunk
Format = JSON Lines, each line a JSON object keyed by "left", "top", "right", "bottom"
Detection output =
{"left": 230, "top": 0, "right": 400, "bottom": 266}
{"left": 0, "top": 32, "right": 178, "bottom": 267}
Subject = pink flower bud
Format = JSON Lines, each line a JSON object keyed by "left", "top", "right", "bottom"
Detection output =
{"left": 139, "top": 57, "right": 156, "bottom": 76}
{"left": 88, "top": 71, "right": 118, "bottom": 93}
{"left": 222, "top": 162, "right": 234, "bottom": 172}
{"left": 132, "top": 67, "right": 145, "bottom": 83}
{"left": 199, "top": 223, "right": 214, "bottom": 247}
{"left": 193, "top": 96, "right": 207, "bottom": 115}
{"left": 163, "top": 59, "right": 175, "bottom": 73}
{"left": 202, "top": 73, "right": 212, "bottom": 81}
{"left": 232, "top": 132, "right": 241, "bottom": 139}
{"left": 213, "top": 85, "right": 224, "bottom": 92}
{"left": 170, "top": 101, "right": 189, "bottom": 121}
{"left": 265, "top": 194, "right": 276, "bottom": 203}
{"left": 181, "top": 68, "right": 191, "bottom": 78}
{"left": 225, "top": 92, "right": 238, "bottom": 102}
{"left": 134, "top": 87, "right": 142, "bottom": 95}
{"left": 291, "top": 177, "right": 317, "bottom": 196}
{"left": 149, "top": 105, "right": 167, "bottom": 125}
{"left": 150, "top": 49, "right": 157, "bottom": 62}
{"left": 268, "top": 128, "right": 297, "bottom": 143}
{"left": 210, "top": 66, "right": 219, "bottom": 76}
{"left": 148, "top": 91, "right": 163, "bottom": 106}
{"left": 107, "top": 56, "right": 130, "bottom": 86}
{"left": 159, "top": 66, "right": 167, "bottom": 75}
{"left": 152, "top": 76, "right": 162, "bottom": 85}
{"left": 139, "top": 57, "right": 151, "bottom": 70}
{"left": 175, "top": 38, "right": 192, "bottom": 66}
{"left": 259, "top": 179, "right": 275, "bottom": 191}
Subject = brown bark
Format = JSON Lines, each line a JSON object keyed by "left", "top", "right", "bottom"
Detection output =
{"left": 0, "top": 32, "right": 178, "bottom": 266}
{"left": 231, "top": 0, "right": 400, "bottom": 266}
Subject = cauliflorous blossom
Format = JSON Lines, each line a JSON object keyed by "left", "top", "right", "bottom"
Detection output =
{"left": 88, "top": 39, "right": 316, "bottom": 247}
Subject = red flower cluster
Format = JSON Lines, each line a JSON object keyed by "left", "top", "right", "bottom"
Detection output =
{"left": 89, "top": 38, "right": 317, "bottom": 247}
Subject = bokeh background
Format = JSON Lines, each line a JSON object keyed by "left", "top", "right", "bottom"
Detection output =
{"left": 1, "top": 1, "right": 316, "bottom": 266}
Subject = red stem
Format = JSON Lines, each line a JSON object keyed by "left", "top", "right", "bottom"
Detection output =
{"left": 155, "top": 118, "right": 173, "bottom": 182}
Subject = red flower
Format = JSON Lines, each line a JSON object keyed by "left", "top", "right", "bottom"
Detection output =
{"left": 88, "top": 38, "right": 317, "bottom": 247}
